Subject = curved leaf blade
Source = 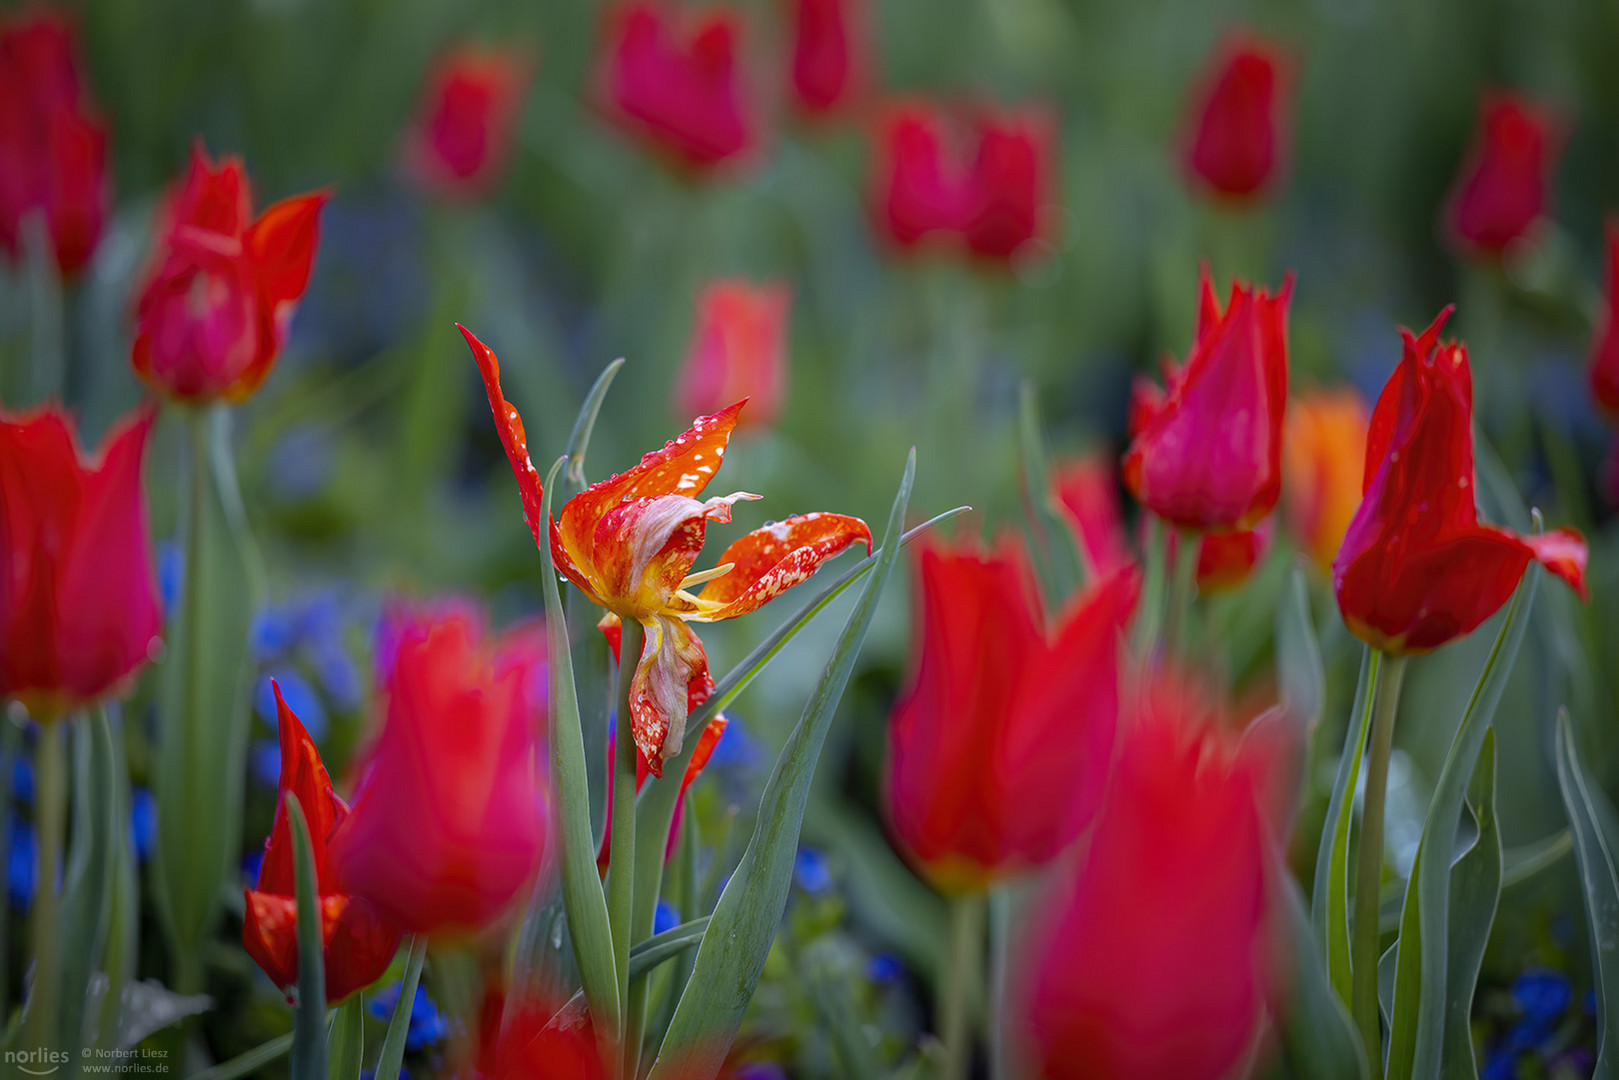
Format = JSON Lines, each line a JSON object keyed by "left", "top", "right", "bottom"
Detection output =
{"left": 1556, "top": 709, "right": 1619, "bottom": 1079}
{"left": 1441, "top": 728, "right": 1501, "bottom": 1080}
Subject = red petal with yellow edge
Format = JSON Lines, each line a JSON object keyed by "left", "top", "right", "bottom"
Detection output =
{"left": 1524, "top": 527, "right": 1589, "bottom": 600}
{"left": 556, "top": 401, "right": 747, "bottom": 579}
{"left": 629, "top": 616, "right": 713, "bottom": 778}
{"left": 695, "top": 512, "right": 873, "bottom": 620}
{"left": 461, "top": 325, "right": 546, "bottom": 549}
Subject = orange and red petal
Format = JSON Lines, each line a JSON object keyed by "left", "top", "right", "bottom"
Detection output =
{"left": 585, "top": 492, "right": 756, "bottom": 613}
{"left": 694, "top": 511, "right": 873, "bottom": 620}
{"left": 629, "top": 616, "right": 714, "bottom": 777}
{"left": 248, "top": 189, "right": 330, "bottom": 309}
{"left": 461, "top": 325, "right": 547, "bottom": 548}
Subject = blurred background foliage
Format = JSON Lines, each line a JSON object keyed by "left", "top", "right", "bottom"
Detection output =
{"left": 5, "top": 0, "right": 1619, "bottom": 1074}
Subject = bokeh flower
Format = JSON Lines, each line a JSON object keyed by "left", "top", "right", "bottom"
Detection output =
{"left": 1445, "top": 93, "right": 1558, "bottom": 257}
{"left": 0, "top": 11, "right": 109, "bottom": 276}
{"left": 788, "top": 0, "right": 860, "bottom": 115}
{"left": 0, "top": 402, "right": 162, "bottom": 720}
{"left": 328, "top": 609, "right": 549, "bottom": 934}
{"left": 1020, "top": 675, "right": 1271, "bottom": 1080}
{"left": 243, "top": 683, "right": 403, "bottom": 1003}
{"left": 465, "top": 326, "right": 871, "bottom": 777}
{"left": 602, "top": 1, "right": 753, "bottom": 170}
{"left": 1282, "top": 387, "right": 1370, "bottom": 573}
{"left": 1333, "top": 306, "right": 1587, "bottom": 654}
{"left": 678, "top": 280, "right": 791, "bottom": 430}
{"left": 885, "top": 538, "right": 1138, "bottom": 892}
{"left": 132, "top": 144, "right": 329, "bottom": 403}
{"left": 1123, "top": 268, "right": 1292, "bottom": 530}
{"left": 1183, "top": 34, "right": 1288, "bottom": 202}
{"left": 404, "top": 44, "right": 531, "bottom": 199}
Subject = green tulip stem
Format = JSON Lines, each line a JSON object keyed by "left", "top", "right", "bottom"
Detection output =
{"left": 1164, "top": 527, "right": 1200, "bottom": 657}
{"left": 1351, "top": 651, "right": 1407, "bottom": 1068}
{"left": 609, "top": 618, "right": 645, "bottom": 1073}
{"left": 941, "top": 892, "right": 985, "bottom": 1080}
{"left": 27, "top": 719, "right": 68, "bottom": 1058}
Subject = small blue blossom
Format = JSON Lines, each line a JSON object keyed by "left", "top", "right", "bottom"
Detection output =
{"left": 251, "top": 606, "right": 300, "bottom": 661}
{"left": 794, "top": 847, "right": 832, "bottom": 895}
{"left": 1511, "top": 968, "right": 1571, "bottom": 1032}
{"left": 654, "top": 901, "right": 681, "bottom": 936}
{"left": 12, "top": 755, "right": 32, "bottom": 805}
{"left": 369, "top": 984, "right": 449, "bottom": 1052}
{"left": 732, "top": 1065, "right": 788, "bottom": 1080}
{"left": 242, "top": 850, "right": 264, "bottom": 885}
{"left": 130, "top": 787, "right": 156, "bottom": 862}
{"left": 255, "top": 671, "right": 327, "bottom": 741}
{"left": 868, "top": 953, "right": 904, "bottom": 984}
{"left": 8, "top": 818, "right": 35, "bottom": 911}
{"left": 157, "top": 541, "right": 183, "bottom": 615}
{"left": 250, "top": 740, "right": 283, "bottom": 789}
{"left": 316, "top": 651, "right": 364, "bottom": 713}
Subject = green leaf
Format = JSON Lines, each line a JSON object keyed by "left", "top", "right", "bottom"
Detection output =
{"left": 628, "top": 919, "right": 710, "bottom": 981}
{"left": 287, "top": 794, "right": 327, "bottom": 1080}
{"left": 95, "top": 712, "right": 140, "bottom": 1051}
{"left": 1555, "top": 708, "right": 1619, "bottom": 1078}
{"left": 327, "top": 994, "right": 364, "bottom": 1080}
{"left": 1441, "top": 727, "right": 1501, "bottom": 1080}
{"left": 648, "top": 449, "right": 915, "bottom": 1078}
{"left": 682, "top": 505, "right": 969, "bottom": 744}
{"left": 54, "top": 709, "right": 119, "bottom": 1066}
{"left": 1311, "top": 646, "right": 1381, "bottom": 1008}
{"left": 536, "top": 455, "right": 621, "bottom": 1033}
{"left": 155, "top": 405, "right": 261, "bottom": 991}
{"left": 1271, "top": 841, "right": 1368, "bottom": 1080}
{"left": 184, "top": 1033, "right": 294, "bottom": 1080}
{"left": 1385, "top": 566, "right": 1538, "bottom": 1080}
{"left": 373, "top": 936, "right": 426, "bottom": 1080}
{"left": 1277, "top": 567, "right": 1326, "bottom": 732}
{"left": 564, "top": 356, "right": 626, "bottom": 487}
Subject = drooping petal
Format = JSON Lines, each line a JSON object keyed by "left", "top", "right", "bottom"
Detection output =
{"left": 692, "top": 511, "right": 872, "bottom": 621}
{"left": 1523, "top": 527, "right": 1589, "bottom": 600}
{"left": 461, "top": 324, "right": 547, "bottom": 549}
{"left": 628, "top": 615, "right": 713, "bottom": 776}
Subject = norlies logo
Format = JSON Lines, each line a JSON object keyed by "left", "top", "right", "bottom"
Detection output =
{"left": 4, "top": 1048, "right": 70, "bottom": 1076}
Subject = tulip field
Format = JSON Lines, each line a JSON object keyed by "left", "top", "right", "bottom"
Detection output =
{"left": 5, "top": 1, "right": 1619, "bottom": 1078}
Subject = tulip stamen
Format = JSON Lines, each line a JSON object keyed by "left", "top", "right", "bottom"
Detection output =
{"left": 679, "top": 562, "right": 736, "bottom": 590}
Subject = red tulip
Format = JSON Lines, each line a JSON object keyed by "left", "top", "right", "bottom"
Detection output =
{"left": 1282, "top": 387, "right": 1370, "bottom": 573}
{"left": 1050, "top": 452, "right": 1133, "bottom": 580}
{"left": 0, "top": 12, "right": 109, "bottom": 276}
{"left": 404, "top": 44, "right": 532, "bottom": 198}
{"left": 132, "top": 144, "right": 329, "bottom": 403}
{"left": 1590, "top": 222, "right": 1619, "bottom": 417}
{"left": 1182, "top": 518, "right": 1274, "bottom": 594}
{"left": 0, "top": 403, "right": 161, "bottom": 721}
{"left": 871, "top": 100, "right": 1054, "bottom": 259}
{"left": 1183, "top": 35, "right": 1287, "bottom": 201}
{"left": 1334, "top": 307, "right": 1588, "bottom": 655}
{"left": 1123, "top": 267, "right": 1291, "bottom": 530}
{"left": 1445, "top": 93, "right": 1558, "bottom": 256}
{"left": 1020, "top": 677, "right": 1271, "bottom": 1080}
{"left": 243, "top": 684, "right": 403, "bottom": 1002}
{"left": 885, "top": 538, "right": 1138, "bottom": 892}
{"left": 328, "top": 609, "right": 549, "bottom": 934}
{"left": 464, "top": 325, "right": 871, "bottom": 778}
{"left": 789, "top": 0, "right": 860, "bottom": 115}
{"left": 678, "top": 280, "right": 790, "bottom": 430}
{"left": 602, "top": 1, "right": 753, "bottom": 170}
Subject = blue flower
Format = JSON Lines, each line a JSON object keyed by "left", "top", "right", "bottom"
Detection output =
{"left": 130, "top": 787, "right": 156, "bottom": 863}
{"left": 368, "top": 984, "right": 448, "bottom": 1052}
{"left": 157, "top": 541, "right": 183, "bottom": 615}
{"left": 250, "top": 740, "right": 283, "bottom": 789}
{"left": 8, "top": 818, "right": 35, "bottom": 911}
{"left": 654, "top": 901, "right": 681, "bottom": 936}
{"left": 868, "top": 953, "right": 904, "bottom": 984}
{"left": 242, "top": 850, "right": 264, "bottom": 885}
{"left": 793, "top": 847, "right": 832, "bottom": 895}
{"left": 255, "top": 671, "right": 327, "bottom": 742}
{"left": 251, "top": 606, "right": 299, "bottom": 661}
{"left": 1511, "top": 968, "right": 1571, "bottom": 1033}
{"left": 12, "top": 754, "right": 32, "bottom": 805}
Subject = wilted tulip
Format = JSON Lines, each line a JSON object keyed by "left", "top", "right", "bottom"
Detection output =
{"left": 788, "top": 0, "right": 860, "bottom": 115}
{"left": 1334, "top": 307, "right": 1587, "bottom": 654}
{"left": 1183, "top": 35, "right": 1288, "bottom": 201}
{"left": 0, "top": 403, "right": 162, "bottom": 720}
{"left": 1123, "top": 267, "right": 1292, "bottom": 530}
{"left": 885, "top": 538, "right": 1138, "bottom": 891}
{"left": 132, "top": 144, "right": 329, "bottom": 403}
{"left": 1589, "top": 222, "right": 1619, "bottom": 417}
{"left": 1020, "top": 677, "right": 1271, "bottom": 1080}
{"left": 602, "top": 1, "right": 753, "bottom": 170}
{"left": 0, "top": 11, "right": 109, "bottom": 276}
{"left": 243, "top": 684, "right": 403, "bottom": 1002}
{"left": 1282, "top": 387, "right": 1369, "bottom": 573}
{"left": 464, "top": 326, "right": 871, "bottom": 777}
{"left": 328, "top": 609, "right": 549, "bottom": 934}
{"left": 404, "top": 44, "right": 531, "bottom": 198}
{"left": 1445, "top": 93, "right": 1558, "bottom": 256}
{"left": 678, "top": 280, "right": 790, "bottom": 429}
